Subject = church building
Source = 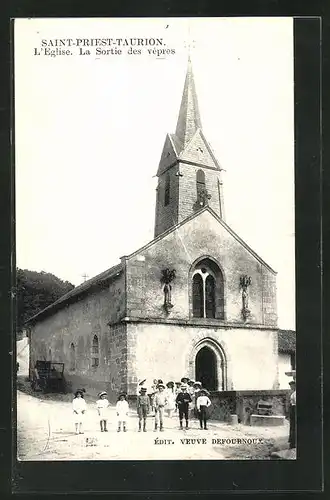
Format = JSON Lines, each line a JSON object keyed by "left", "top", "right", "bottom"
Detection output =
{"left": 27, "top": 59, "right": 279, "bottom": 402}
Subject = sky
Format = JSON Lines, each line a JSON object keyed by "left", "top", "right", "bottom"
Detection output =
{"left": 14, "top": 17, "right": 295, "bottom": 329}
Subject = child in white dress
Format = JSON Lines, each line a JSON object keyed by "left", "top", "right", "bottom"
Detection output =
{"left": 72, "top": 389, "right": 87, "bottom": 434}
{"left": 165, "top": 382, "right": 176, "bottom": 418}
{"left": 116, "top": 393, "right": 129, "bottom": 432}
{"left": 96, "top": 391, "right": 110, "bottom": 432}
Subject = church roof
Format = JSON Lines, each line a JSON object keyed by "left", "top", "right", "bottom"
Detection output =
{"left": 278, "top": 329, "right": 296, "bottom": 353}
{"left": 126, "top": 204, "right": 277, "bottom": 275}
{"left": 174, "top": 56, "right": 202, "bottom": 153}
{"left": 157, "top": 59, "right": 222, "bottom": 177}
{"left": 26, "top": 205, "right": 276, "bottom": 326}
{"left": 25, "top": 263, "right": 123, "bottom": 324}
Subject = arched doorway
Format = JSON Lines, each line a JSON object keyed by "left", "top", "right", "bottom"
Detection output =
{"left": 195, "top": 346, "right": 217, "bottom": 391}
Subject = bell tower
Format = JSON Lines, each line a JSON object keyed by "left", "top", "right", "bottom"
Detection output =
{"left": 154, "top": 57, "right": 225, "bottom": 237}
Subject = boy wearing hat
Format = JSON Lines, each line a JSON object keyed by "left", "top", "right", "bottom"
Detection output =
{"left": 187, "top": 380, "right": 195, "bottom": 396}
{"left": 192, "top": 381, "right": 202, "bottom": 418}
{"left": 174, "top": 382, "right": 181, "bottom": 413}
{"left": 96, "top": 391, "right": 110, "bottom": 432}
{"left": 196, "top": 389, "right": 212, "bottom": 430}
{"left": 137, "top": 387, "right": 150, "bottom": 432}
{"left": 176, "top": 385, "right": 192, "bottom": 429}
{"left": 150, "top": 379, "right": 159, "bottom": 416}
{"left": 116, "top": 393, "right": 129, "bottom": 432}
{"left": 153, "top": 383, "right": 168, "bottom": 432}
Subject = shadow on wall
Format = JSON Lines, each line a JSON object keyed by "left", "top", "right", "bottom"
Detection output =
{"left": 64, "top": 374, "right": 123, "bottom": 404}
{"left": 17, "top": 374, "right": 120, "bottom": 405}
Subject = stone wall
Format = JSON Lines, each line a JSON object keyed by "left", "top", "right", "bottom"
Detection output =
{"left": 127, "top": 322, "right": 278, "bottom": 393}
{"left": 278, "top": 352, "right": 293, "bottom": 389}
{"left": 154, "top": 164, "right": 180, "bottom": 236}
{"left": 209, "top": 390, "right": 290, "bottom": 423}
{"left": 108, "top": 323, "right": 128, "bottom": 399}
{"left": 29, "top": 273, "right": 127, "bottom": 401}
{"left": 178, "top": 161, "right": 223, "bottom": 223}
{"left": 126, "top": 209, "right": 277, "bottom": 327}
{"left": 208, "top": 391, "right": 236, "bottom": 422}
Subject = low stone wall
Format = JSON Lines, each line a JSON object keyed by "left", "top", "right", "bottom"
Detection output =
{"left": 209, "top": 390, "right": 290, "bottom": 423}
{"left": 208, "top": 391, "right": 237, "bottom": 422}
{"left": 127, "top": 390, "right": 290, "bottom": 423}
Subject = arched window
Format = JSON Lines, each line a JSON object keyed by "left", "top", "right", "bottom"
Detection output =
{"left": 48, "top": 348, "right": 52, "bottom": 360}
{"left": 205, "top": 275, "right": 216, "bottom": 318}
{"left": 164, "top": 174, "right": 170, "bottom": 206}
{"left": 196, "top": 169, "right": 206, "bottom": 198}
{"left": 192, "top": 258, "right": 224, "bottom": 319}
{"left": 69, "top": 343, "right": 76, "bottom": 371}
{"left": 91, "top": 335, "right": 99, "bottom": 368}
{"left": 192, "top": 274, "right": 203, "bottom": 317}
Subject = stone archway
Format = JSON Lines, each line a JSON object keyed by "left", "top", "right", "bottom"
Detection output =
{"left": 195, "top": 346, "right": 217, "bottom": 390}
{"left": 190, "top": 338, "right": 228, "bottom": 391}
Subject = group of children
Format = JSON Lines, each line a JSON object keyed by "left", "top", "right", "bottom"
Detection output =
{"left": 72, "top": 377, "right": 212, "bottom": 434}
{"left": 137, "top": 377, "right": 212, "bottom": 431}
{"left": 72, "top": 389, "right": 129, "bottom": 434}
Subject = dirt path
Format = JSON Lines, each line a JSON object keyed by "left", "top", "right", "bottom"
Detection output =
{"left": 17, "top": 390, "right": 290, "bottom": 461}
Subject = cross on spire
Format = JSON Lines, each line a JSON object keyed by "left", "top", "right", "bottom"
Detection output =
{"left": 183, "top": 23, "right": 196, "bottom": 58}
{"left": 82, "top": 273, "right": 89, "bottom": 282}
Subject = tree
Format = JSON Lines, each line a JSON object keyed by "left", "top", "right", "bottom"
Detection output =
{"left": 16, "top": 269, "right": 74, "bottom": 334}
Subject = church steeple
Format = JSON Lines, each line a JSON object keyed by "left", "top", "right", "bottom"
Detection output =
{"left": 174, "top": 56, "right": 202, "bottom": 153}
{"left": 154, "top": 58, "right": 225, "bottom": 237}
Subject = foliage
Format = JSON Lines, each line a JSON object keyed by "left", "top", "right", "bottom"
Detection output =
{"left": 160, "top": 268, "right": 176, "bottom": 284}
{"left": 240, "top": 275, "right": 252, "bottom": 289}
{"left": 16, "top": 268, "right": 74, "bottom": 333}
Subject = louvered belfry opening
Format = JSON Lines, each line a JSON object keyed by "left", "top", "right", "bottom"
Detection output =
{"left": 196, "top": 169, "right": 206, "bottom": 199}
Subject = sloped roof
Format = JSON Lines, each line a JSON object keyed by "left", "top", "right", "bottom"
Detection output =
{"left": 126, "top": 205, "right": 276, "bottom": 274}
{"left": 157, "top": 59, "right": 222, "bottom": 177}
{"left": 27, "top": 204, "right": 277, "bottom": 326}
{"left": 26, "top": 263, "right": 123, "bottom": 324}
{"left": 278, "top": 329, "right": 296, "bottom": 353}
{"left": 175, "top": 56, "right": 202, "bottom": 152}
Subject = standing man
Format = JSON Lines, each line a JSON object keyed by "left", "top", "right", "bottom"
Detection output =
{"left": 137, "top": 387, "right": 150, "bottom": 432}
{"left": 154, "top": 383, "right": 167, "bottom": 432}
{"left": 176, "top": 384, "right": 192, "bottom": 430}
{"left": 288, "top": 380, "right": 296, "bottom": 449}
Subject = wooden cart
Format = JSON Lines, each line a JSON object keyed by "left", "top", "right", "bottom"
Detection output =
{"left": 31, "top": 360, "right": 66, "bottom": 393}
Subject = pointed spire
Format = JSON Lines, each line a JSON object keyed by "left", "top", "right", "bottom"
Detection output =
{"left": 175, "top": 57, "right": 202, "bottom": 150}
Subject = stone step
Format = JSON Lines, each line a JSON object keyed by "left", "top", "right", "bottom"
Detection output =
{"left": 250, "top": 414, "right": 285, "bottom": 426}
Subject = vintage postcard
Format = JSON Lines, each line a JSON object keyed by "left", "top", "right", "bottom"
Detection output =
{"left": 14, "top": 17, "right": 296, "bottom": 462}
